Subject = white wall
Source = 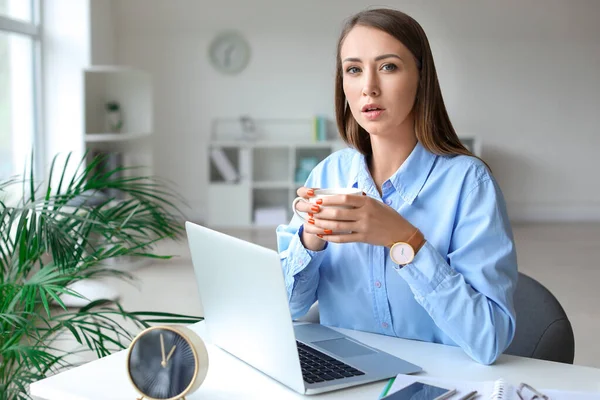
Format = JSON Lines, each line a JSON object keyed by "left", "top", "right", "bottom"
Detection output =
{"left": 111, "top": 0, "right": 600, "bottom": 222}
{"left": 89, "top": 0, "right": 115, "bottom": 65}
{"left": 42, "top": 0, "right": 90, "bottom": 175}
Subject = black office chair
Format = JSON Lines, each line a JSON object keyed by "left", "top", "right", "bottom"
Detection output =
{"left": 298, "top": 273, "right": 575, "bottom": 364}
{"left": 504, "top": 272, "right": 575, "bottom": 364}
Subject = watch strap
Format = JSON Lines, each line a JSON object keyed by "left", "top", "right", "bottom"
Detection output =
{"left": 411, "top": 229, "right": 426, "bottom": 255}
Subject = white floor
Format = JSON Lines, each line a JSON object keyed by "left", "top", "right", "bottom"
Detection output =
{"left": 111, "top": 222, "right": 600, "bottom": 368}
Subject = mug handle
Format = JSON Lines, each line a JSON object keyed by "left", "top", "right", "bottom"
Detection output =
{"left": 292, "top": 197, "right": 310, "bottom": 223}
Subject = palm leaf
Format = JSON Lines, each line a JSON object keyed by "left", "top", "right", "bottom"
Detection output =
{"left": 0, "top": 152, "right": 203, "bottom": 399}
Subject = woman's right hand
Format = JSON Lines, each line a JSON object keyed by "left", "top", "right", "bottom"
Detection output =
{"left": 295, "top": 187, "right": 327, "bottom": 252}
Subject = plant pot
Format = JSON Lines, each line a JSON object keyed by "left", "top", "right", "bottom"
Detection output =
{"left": 105, "top": 110, "right": 123, "bottom": 133}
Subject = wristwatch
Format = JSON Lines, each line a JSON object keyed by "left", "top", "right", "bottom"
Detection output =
{"left": 388, "top": 228, "right": 426, "bottom": 266}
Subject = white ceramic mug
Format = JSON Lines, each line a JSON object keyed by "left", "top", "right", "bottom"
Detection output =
{"left": 291, "top": 188, "right": 363, "bottom": 232}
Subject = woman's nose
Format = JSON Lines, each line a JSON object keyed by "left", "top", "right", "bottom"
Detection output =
{"left": 362, "top": 73, "right": 380, "bottom": 97}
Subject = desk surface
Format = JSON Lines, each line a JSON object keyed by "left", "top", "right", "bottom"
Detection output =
{"left": 31, "top": 321, "right": 600, "bottom": 399}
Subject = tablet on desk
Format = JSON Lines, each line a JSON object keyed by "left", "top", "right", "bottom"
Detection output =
{"left": 381, "top": 381, "right": 456, "bottom": 400}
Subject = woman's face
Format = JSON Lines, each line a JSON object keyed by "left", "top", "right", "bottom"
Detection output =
{"left": 340, "top": 25, "right": 420, "bottom": 138}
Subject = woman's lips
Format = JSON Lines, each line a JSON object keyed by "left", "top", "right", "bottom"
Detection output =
{"left": 362, "top": 109, "right": 384, "bottom": 120}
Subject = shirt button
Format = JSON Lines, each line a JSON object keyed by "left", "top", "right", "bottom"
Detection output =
{"left": 385, "top": 199, "right": 392, "bottom": 205}
{"left": 382, "top": 322, "right": 389, "bottom": 329}
{"left": 375, "top": 281, "right": 381, "bottom": 288}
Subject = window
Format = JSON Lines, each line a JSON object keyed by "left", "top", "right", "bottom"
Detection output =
{"left": 0, "top": 0, "right": 40, "bottom": 181}
{"left": 0, "top": 0, "right": 33, "bottom": 23}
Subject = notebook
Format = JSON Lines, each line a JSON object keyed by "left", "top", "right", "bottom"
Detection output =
{"left": 384, "top": 374, "right": 600, "bottom": 400}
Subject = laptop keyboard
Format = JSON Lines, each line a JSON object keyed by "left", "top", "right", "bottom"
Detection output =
{"left": 296, "top": 341, "right": 365, "bottom": 384}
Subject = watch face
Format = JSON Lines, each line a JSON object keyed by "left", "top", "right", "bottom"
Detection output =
{"left": 390, "top": 243, "right": 415, "bottom": 265}
{"left": 128, "top": 328, "right": 197, "bottom": 399}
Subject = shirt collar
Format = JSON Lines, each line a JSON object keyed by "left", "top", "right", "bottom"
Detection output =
{"left": 353, "top": 141, "right": 437, "bottom": 205}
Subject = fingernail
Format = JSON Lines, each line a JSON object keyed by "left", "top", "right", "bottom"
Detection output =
{"left": 308, "top": 218, "right": 315, "bottom": 224}
{"left": 311, "top": 205, "right": 320, "bottom": 212}
{"left": 324, "top": 229, "right": 333, "bottom": 234}
{"left": 307, "top": 189, "right": 315, "bottom": 196}
{"left": 316, "top": 199, "right": 323, "bottom": 205}
{"left": 308, "top": 213, "right": 314, "bottom": 217}
{"left": 317, "top": 234, "right": 324, "bottom": 238}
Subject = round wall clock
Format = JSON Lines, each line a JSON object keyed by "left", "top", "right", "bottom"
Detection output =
{"left": 208, "top": 31, "right": 251, "bottom": 75}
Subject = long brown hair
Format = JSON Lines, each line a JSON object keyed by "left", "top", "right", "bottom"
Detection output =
{"left": 335, "top": 8, "right": 487, "bottom": 167}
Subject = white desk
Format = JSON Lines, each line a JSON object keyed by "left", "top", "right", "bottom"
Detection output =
{"left": 31, "top": 321, "right": 600, "bottom": 399}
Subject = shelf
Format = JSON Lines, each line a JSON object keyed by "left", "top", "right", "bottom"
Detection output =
{"left": 252, "top": 187, "right": 290, "bottom": 226}
{"left": 83, "top": 66, "right": 154, "bottom": 199}
{"left": 252, "top": 181, "right": 292, "bottom": 189}
{"left": 85, "top": 132, "right": 152, "bottom": 143}
{"left": 84, "top": 68, "right": 152, "bottom": 135}
{"left": 211, "top": 140, "right": 341, "bottom": 149}
{"left": 85, "top": 65, "right": 146, "bottom": 73}
{"left": 208, "top": 181, "right": 242, "bottom": 187}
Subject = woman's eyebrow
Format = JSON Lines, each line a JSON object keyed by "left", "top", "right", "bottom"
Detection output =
{"left": 342, "top": 54, "right": 404, "bottom": 63}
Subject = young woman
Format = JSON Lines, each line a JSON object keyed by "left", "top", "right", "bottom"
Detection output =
{"left": 276, "top": 8, "right": 517, "bottom": 365}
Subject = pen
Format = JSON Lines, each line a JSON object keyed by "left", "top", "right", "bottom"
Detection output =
{"left": 436, "top": 388, "right": 457, "bottom": 400}
{"left": 458, "top": 391, "right": 478, "bottom": 400}
{"left": 379, "top": 377, "right": 395, "bottom": 399}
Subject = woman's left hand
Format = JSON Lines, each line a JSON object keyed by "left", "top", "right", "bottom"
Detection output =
{"left": 308, "top": 193, "right": 416, "bottom": 246}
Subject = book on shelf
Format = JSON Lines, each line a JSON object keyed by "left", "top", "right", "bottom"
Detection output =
{"left": 210, "top": 148, "right": 238, "bottom": 183}
{"left": 313, "top": 115, "right": 328, "bottom": 142}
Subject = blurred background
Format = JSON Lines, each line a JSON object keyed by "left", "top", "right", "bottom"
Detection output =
{"left": 1, "top": 0, "right": 599, "bottom": 367}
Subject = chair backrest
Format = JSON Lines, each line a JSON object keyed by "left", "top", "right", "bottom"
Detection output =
{"left": 504, "top": 272, "right": 575, "bottom": 364}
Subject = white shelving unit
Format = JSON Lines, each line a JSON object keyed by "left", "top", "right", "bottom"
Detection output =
{"left": 72, "top": 66, "right": 155, "bottom": 305}
{"left": 208, "top": 139, "right": 346, "bottom": 228}
{"left": 83, "top": 66, "right": 153, "bottom": 176}
{"left": 206, "top": 118, "right": 481, "bottom": 228}
{"left": 83, "top": 66, "right": 154, "bottom": 261}
{"left": 207, "top": 116, "right": 346, "bottom": 228}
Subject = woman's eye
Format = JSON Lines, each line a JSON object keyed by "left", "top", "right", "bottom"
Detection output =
{"left": 381, "top": 63, "right": 397, "bottom": 71}
{"left": 346, "top": 66, "right": 361, "bottom": 74}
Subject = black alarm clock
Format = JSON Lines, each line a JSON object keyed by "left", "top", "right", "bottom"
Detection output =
{"left": 127, "top": 325, "right": 209, "bottom": 400}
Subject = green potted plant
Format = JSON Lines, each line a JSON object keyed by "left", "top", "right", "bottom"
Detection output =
{"left": 105, "top": 101, "right": 123, "bottom": 133}
{"left": 0, "top": 153, "right": 202, "bottom": 399}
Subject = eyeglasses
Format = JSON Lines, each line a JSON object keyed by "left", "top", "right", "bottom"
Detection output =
{"left": 516, "top": 383, "right": 549, "bottom": 400}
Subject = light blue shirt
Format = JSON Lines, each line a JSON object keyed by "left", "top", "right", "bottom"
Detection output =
{"left": 276, "top": 142, "right": 518, "bottom": 365}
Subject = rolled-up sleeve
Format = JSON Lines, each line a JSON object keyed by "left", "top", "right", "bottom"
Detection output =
{"left": 397, "top": 177, "right": 518, "bottom": 365}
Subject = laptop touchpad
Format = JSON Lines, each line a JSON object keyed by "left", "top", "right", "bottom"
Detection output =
{"left": 312, "top": 338, "right": 376, "bottom": 358}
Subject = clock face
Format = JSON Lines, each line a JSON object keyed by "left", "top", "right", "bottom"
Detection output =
{"left": 208, "top": 31, "right": 251, "bottom": 74}
{"left": 390, "top": 243, "right": 415, "bottom": 265}
{"left": 128, "top": 328, "right": 197, "bottom": 399}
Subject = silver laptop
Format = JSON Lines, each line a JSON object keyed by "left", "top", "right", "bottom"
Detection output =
{"left": 185, "top": 222, "right": 422, "bottom": 395}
